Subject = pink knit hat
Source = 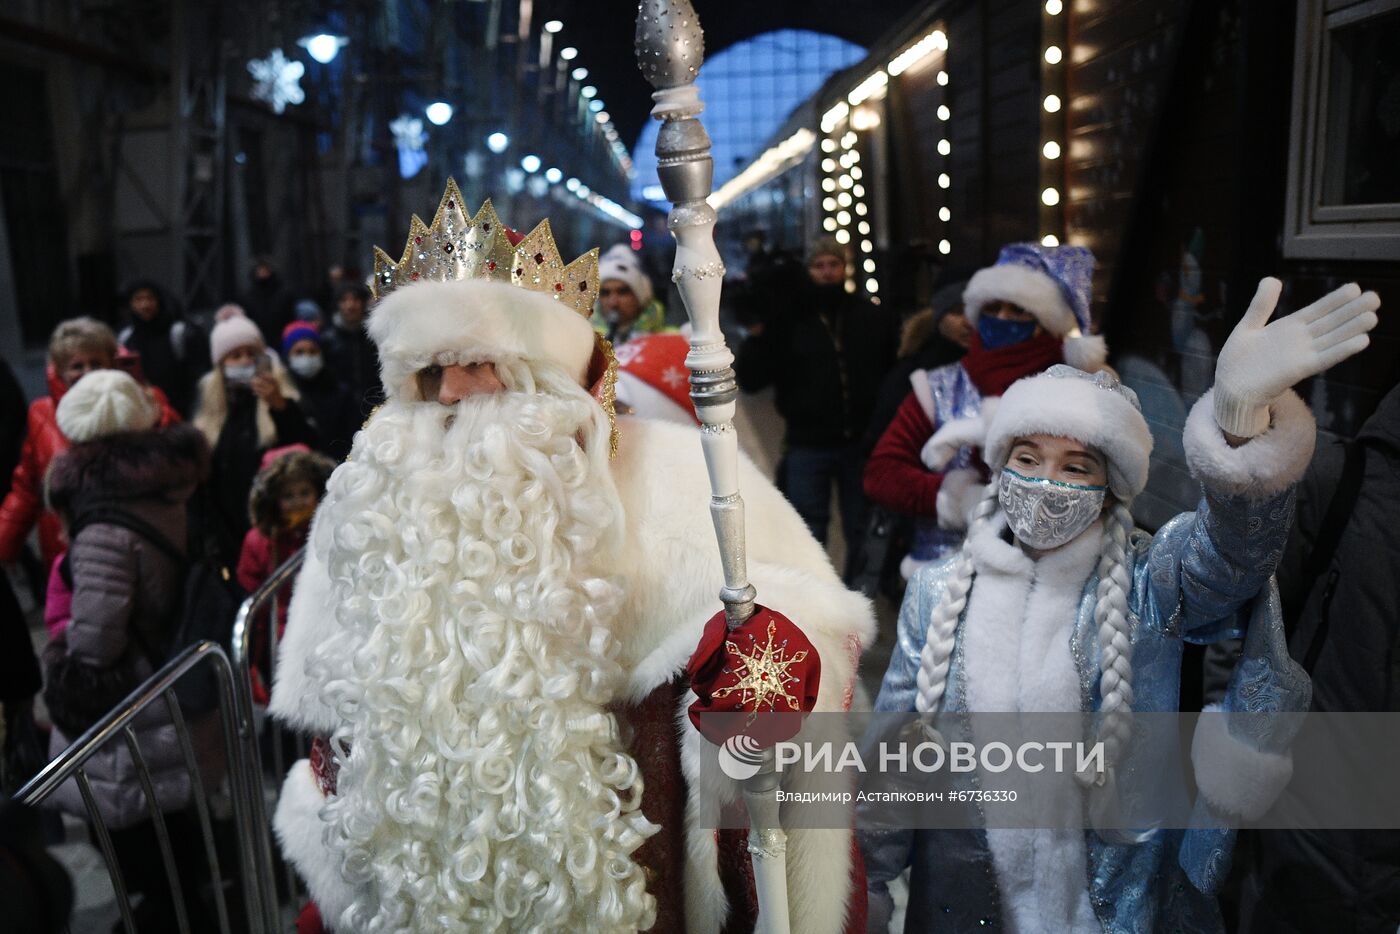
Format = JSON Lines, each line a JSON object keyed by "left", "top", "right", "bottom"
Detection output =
{"left": 209, "top": 312, "right": 263, "bottom": 363}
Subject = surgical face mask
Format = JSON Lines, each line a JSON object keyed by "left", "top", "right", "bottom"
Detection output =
{"left": 289, "top": 354, "right": 323, "bottom": 379}
{"left": 998, "top": 467, "right": 1106, "bottom": 550}
{"left": 223, "top": 362, "right": 257, "bottom": 385}
{"left": 978, "top": 314, "right": 1039, "bottom": 350}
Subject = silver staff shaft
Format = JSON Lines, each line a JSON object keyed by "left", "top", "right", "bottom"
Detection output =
{"left": 635, "top": 3, "right": 790, "bottom": 932}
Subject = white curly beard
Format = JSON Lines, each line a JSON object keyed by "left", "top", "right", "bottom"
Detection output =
{"left": 307, "top": 360, "right": 657, "bottom": 933}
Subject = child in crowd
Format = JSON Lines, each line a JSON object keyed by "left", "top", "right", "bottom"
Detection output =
{"left": 237, "top": 444, "right": 334, "bottom": 703}
{"left": 41, "top": 369, "right": 213, "bottom": 931}
{"left": 861, "top": 279, "right": 1380, "bottom": 932}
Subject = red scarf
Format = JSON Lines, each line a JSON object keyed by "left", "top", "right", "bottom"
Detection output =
{"left": 959, "top": 331, "right": 1064, "bottom": 397}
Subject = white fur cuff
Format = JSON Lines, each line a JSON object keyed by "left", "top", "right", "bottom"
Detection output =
{"left": 1184, "top": 389, "right": 1316, "bottom": 499}
{"left": 274, "top": 760, "right": 356, "bottom": 925}
{"left": 1190, "top": 704, "right": 1293, "bottom": 821}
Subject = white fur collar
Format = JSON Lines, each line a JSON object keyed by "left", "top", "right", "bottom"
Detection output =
{"left": 961, "top": 512, "right": 1103, "bottom": 933}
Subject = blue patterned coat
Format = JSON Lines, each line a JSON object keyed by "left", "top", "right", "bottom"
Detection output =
{"left": 862, "top": 391, "right": 1316, "bottom": 933}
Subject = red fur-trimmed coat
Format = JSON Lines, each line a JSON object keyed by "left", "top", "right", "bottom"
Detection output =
{"left": 269, "top": 415, "right": 875, "bottom": 933}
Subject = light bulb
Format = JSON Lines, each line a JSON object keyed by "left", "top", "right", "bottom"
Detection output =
{"left": 424, "top": 101, "right": 453, "bottom": 125}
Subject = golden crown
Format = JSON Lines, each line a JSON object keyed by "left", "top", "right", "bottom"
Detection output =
{"left": 370, "top": 178, "right": 600, "bottom": 316}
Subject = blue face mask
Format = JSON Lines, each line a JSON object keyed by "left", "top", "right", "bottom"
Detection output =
{"left": 978, "top": 314, "right": 1038, "bottom": 350}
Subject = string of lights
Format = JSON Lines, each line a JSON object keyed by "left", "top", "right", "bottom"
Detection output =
{"left": 815, "top": 26, "right": 948, "bottom": 300}
{"left": 1040, "top": 0, "right": 1066, "bottom": 247}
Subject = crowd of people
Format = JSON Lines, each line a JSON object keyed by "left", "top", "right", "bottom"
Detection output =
{"left": 0, "top": 222, "right": 1393, "bottom": 934}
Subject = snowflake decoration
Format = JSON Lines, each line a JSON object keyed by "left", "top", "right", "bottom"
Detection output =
{"left": 247, "top": 49, "right": 305, "bottom": 114}
{"left": 661, "top": 365, "right": 688, "bottom": 390}
{"left": 389, "top": 114, "right": 427, "bottom": 152}
{"left": 711, "top": 619, "right": 809, "bottom": 713}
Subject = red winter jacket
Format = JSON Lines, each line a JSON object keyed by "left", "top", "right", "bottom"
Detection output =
{"left": 237, "top": 523, "right": 308, "bottom": 703}
{"left": 0, "top": 363, "right": 180, "bottom": 568}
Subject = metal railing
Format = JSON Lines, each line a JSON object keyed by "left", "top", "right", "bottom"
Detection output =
{"left": 18, "top": 641, "right": 279, "bottom": 934}
{"left": 229, "top": 546, "right": 309, "bottom": 906}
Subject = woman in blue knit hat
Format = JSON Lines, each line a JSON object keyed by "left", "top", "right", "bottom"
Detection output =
{"left": 281, "top": 321, "right": 359, "bottom": 461}
{"left": 861, "top": 278, "right": 1381, "bottom": 933}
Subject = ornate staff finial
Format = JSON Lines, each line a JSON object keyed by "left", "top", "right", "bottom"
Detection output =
{"left": 636, "top": 3, "right": 799, "bottom": 932}
{"left": 635, "top": 0, "right": 705, "bottom": 89}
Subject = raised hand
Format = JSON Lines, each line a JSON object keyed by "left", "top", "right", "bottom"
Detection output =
{"left": 1214, "top": 278, "right": 1380, "bottom": 437}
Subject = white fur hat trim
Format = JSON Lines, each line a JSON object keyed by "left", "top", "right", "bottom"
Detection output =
{"left": 367, "top": 278, "right": 597, "bottom": 401}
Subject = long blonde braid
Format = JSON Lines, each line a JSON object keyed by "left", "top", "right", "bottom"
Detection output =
{"left": 913, "top": 485, "right": 1001, "bottom": 715}
{"left": 1081, "top": 499, "right": 1136, "bottom": 784}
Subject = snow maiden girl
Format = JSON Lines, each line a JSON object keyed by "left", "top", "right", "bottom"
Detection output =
{"left": 861, "top": 278, "right": 1380, "bottom": 933}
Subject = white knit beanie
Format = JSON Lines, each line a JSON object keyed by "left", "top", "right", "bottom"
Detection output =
{"left": 56, "top": 369, "right": 159, "bottom": 443}
{"left": 209, "top": 313, "right": 264, "bottom": 364}
{"left": 984, "top": 365, "right": 1153, "bottom": 501}
{"left": 597, "top": 244, "right": 654, "bottom": 306}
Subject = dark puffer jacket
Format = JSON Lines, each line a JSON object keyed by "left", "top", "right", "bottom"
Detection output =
{"left": 43, "top": 424, "right": 210, "bottom": 829}
{"left": 1237, "top": 384, "right": 1400, "bottom": 934}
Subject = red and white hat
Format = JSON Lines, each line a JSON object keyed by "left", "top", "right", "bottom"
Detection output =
{"left": 612, "top": 333, "right": 697, "bottom": 424}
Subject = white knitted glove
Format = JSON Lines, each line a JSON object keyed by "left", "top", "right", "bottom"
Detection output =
{"left": 1214, "top": 278, "right": 1380, "bottom": 437}
{"left": 921, "top": 416, "right": 987, "bottom": 470}
{"left": 936, "top": 468, "right": 986, "bottom": 531}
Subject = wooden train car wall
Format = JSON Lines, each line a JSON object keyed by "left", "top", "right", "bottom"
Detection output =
{"left": 1064, "top": 0, "right": 1399, "bottom": 527}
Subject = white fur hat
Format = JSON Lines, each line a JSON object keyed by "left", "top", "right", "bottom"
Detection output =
{"left": 597, "top": 244, "right": 654, "bottom": 306}
{"left": 984, "top": 365, "right": 1153, "bottom": 500}
{"left": 367, "top": 278, "right": 597, "bottom": 402}
{"left": 56, "top": 369, "right": 159, "bottom": 443}
{"left": 209, "top": 313, "right": 263, "bottom": 364}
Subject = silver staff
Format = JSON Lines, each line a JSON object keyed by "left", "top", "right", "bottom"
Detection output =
{"left": 635, "top": 3, "right": 791, "bottom": 932}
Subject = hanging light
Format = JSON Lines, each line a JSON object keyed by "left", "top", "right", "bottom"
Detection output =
{"left": 543, "top": 20, "right": 564, "bottom": 33}
{"left": 521, "top": 154, "right": 541, "bottom": 173}
{"left": 298, "top": 33, "right": 347, "bottom": 65}
{"left": 560, "top": 47, "right": 578, "bottom": 61}
{"left": 424, "top": 101, "right": 454, "bottom": 125}
{"left": 572, "top": 67, "right": 588, "bottom": 81}
{"left": 545, "top": 167, "right": 563, "bottom": 183}
{"left": 486, "top": 131, "right": 509, "bottom": 153}
{"left": 581, "top": 85, "right": 597, "bottom": 99}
